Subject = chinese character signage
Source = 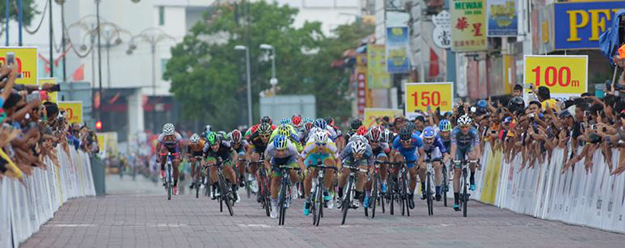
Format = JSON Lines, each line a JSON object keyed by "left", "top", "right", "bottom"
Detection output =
{"left": 386, "top": 26, "right": 411, "bottom": 74}
{"left": 451, "top": 0, "right": 487, "bottom": 52}
{"left": 553, "top": 1, "right": 624, "bottom": 50}
{"left": 367, "top": 45, "right": 391, "bottom": 89}
{"left": 487, "top": 0, "right": 518, "bottom": 36}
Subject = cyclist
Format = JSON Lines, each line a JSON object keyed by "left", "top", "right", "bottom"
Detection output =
{"left": 366, "top": 127, "right": 390, "bottom": 193}
{"left": 419, "top": 126, "right": 450, "bottom": 201}
{"left": 340, "top": 137, "right": 374, "bottom": 208}
{"left": 203, "top": 131, "right": 240, "bottom": 203}
{"left": 301, "top": 131, "right": 340, "bottom": 215}
{"left": 264, "top": 135, "right": 305, "bottom": 219}
{"left": 438, "top": 119, "right": 453, "bottom": 152}
{"left": 246, "top": 123, "right": 273, "bottom": 201}
{"left": 391, "top": 126, "right": 425, "bottom": 209}
{"left": 344, "top": 118, "right": 363, "bottom": 142}
{"left": 449, "top": 114, "right": 481, "bottom": 211}
{"left": 244, "top": 116, "right": 276, "bottom": 139}
{"left": 187, "top": 133, "right": 205, "bottom": 189}
{"left": 298, "top": 121, "right": 314, "bottom": 144}
{"left": 291, "top": 115, "right": 303, "bottom": 131}
{"left": 309, "top": 118, "right": 337, "bottom": 142}
{"left": 156, "top": 123, "right": 183, "bottom": 195}
{"left": 229, "top": 130, "right": 248, "bottom": 187}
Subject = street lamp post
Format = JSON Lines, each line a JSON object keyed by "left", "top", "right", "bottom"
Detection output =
{"left": 259, "top": 44, "right": 278, "bottom": 86}
{"left": 127, "top": 28, "right": 175, "bottom": 132}
{"left": 235, "top": 45, "right": 253, "bottom": 128}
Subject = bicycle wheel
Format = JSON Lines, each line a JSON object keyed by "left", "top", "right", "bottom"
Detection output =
{"left": 371, "top": 176, "right": 378, "bottom": 219}
{"left": 427, "top": 172, "right": 433, "bottom": 216}
{"left": 195, "top": 165, "right": 201, "bottom": 198}
{"left": 341, "top": 178, "right": 353, "bottom": 225}
{"left": 463, "top": 170, "right": 468, "bottom": 218}
{"left": 167, "top": 164, "right": 172, "bottom": 201}
{"left": 400, "top": 171, "right": 407, "bottom": 216}
{"left": 245, "top": 171, "right": 252, "bottom": 199}
{"left": 389, "top": 178, "right": 395, "bottom": 215}
{"left": 278, "top": 178, "right": 287, "bottom": 225}
{"left": 314, "top": 183, "right": 323, "bottom": 226}
{"left": 220, "top": 173, "right": 234, "bottom": 216}
{"left": 442, "top": 165, "right": 448, "bottom": 207}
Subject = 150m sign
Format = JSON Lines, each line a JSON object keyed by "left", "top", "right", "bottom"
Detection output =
{"left": 405, "top": 82, "right": 454, "bottom": 116}
{"left": 523, "top": 55, "right": 587, "bottom": 99}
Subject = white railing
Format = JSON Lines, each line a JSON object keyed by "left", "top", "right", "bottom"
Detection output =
{"left": 0, "top": 147, "right": 96, "bottom": 248}
{"left": 472, "top": 143, "right": 625, "bottom": 233}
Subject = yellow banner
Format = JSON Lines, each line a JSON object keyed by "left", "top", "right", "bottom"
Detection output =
{"left": 480, "top": 149, "right": 502, "bottom": 204}
{"left": 523, "top": 55, "right": 588, "bottom": 99}
{"left": 38, "top": 78, "right": 58, "bottom": 103}
{"left": 451, "top": 0, "right": 487, "bottom": 52}
{"left": 0, "top": 47, "right": 38, "bottom": 85}
{"left": 58, "top": 101, "right": 83, "bottom": 124}
{"left": 367, "top": 45, "right": 390, "bottom": 89}
{"left": 404, "top": 82, "right": 454, "bottom": 114}
{"left": 364, "top": 108, "right": 403, "bottom": 128}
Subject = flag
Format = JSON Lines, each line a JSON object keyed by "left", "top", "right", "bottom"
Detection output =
{"left": 73, "top": 64, "right": 85, "bottom": 81}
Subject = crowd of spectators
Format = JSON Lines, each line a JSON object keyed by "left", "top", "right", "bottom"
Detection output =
{"left": 0, "top": 64, "right": 98, "bottom": 180}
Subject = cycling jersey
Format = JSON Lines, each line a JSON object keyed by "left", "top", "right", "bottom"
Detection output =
{"left": 244, "top": 123, "right": 277, "bottom": 139}
{"left": 392, "top": 133, "right": 424, "bottom": 169}
{"left": 301, "top": 140, "right": 339, "bottom": 166}
{"left": 419, "top": 134, "right": 447, "bottom": 161}
{"left": 247, "top": 131, "right": 270, "bottom": 154}
{"left": 203, "top": 140, "right": 234, "bottom": 162}
{"left": 187, "top": 140, "right": 205, "bottom": 157}
{"left": 451, "top": 126, "right": 479, "bottom": 149}
{"left": 269, "top": 125, "right": 302, "bottom": 151}
{"left": 370, "top": 142, "right": 391, "bottom": 158}
{"left": 341, "top": 142, "right": 374, "bottom": 167}
{"left": 158, "top": 132, "right": 182, "bottom": 153}
{"left": 231, "top": 140, "right": 248, "bottom": 156}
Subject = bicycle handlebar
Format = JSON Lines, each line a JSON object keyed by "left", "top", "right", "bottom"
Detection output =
{"left": 308, "top": 164, "right": 338, "bottom": 170}
{"left": 342, "top": 164, "right": 368, "bottom": 173}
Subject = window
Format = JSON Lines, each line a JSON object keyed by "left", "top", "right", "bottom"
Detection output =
{"left": 159, "top": 6, "right": 165, "bottom": 26}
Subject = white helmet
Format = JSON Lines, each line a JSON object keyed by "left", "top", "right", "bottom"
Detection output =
{"left": 349, "top": 134, "right": 366, "bottom": 144}
{"left": 204, "top": 125, "right": 212, "bottom": 133}
{"left": 457, "top": 115, "right": 473, "bottom": 126}
{"left": 351, "top": 140, "right": 367, "bottom": 154}
{"left": 190, "top": 133, "right": 200, "bottom": 143}
{"left": 312, "top": 131, "right": 328, "bottom": 144}
{"left": 163, "top": 123, "right": 175, "bottom": 135}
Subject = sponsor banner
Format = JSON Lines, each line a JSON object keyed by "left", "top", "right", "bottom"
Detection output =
{"left": 364, "top": 108, "right": 403, "bottom": 128}
{"left": 553, "top": 1, "right": 624, "bottom": 50}
{"left": 451, "top": 0, "right": 488, "bottom": 52}
{"left": 57, "top": 101, "right": 83, "bottom": 124}
{"left": 523, "top": 55, "right": 588, "bottom": 101}
{"left": 38, "top": 78, "right": 58, "bottom": 103}
{"left": 386, "top": 26, "right": 411, "bottom": 73}
{"left": 404, "top": 82, "right": 454, "bottom": 117}
{"left": 487, "top": 0, "right": 518, "bottom": 36}
{"left": 367, "top": 45, "right": 391, "bottom": 89}
{"left": 0, "top": 47, "right": 38, "bottom": 85}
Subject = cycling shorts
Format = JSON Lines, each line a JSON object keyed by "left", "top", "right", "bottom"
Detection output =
{"left": 454, "top": 146, "right": 474, "bottom": 169}
{"left": 271, "top": 156, "right": 298, "bottom": 177}
{"left": 304, "top": 153, "right": 333, "bottom": 167}
{"left": 398, "top": 150, "right": 419, "bottom": 169}
{"left": 424, "top": 147, "right": 442, "bottom": 162}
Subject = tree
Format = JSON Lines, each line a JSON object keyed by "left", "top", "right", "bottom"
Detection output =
{"left": 0, "top": 0, "right": 40, "bottom": 26}
{"left": 164, "top": 0, "right": 373, "bottom": 129}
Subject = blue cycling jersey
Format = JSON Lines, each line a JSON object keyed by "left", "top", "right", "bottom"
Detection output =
{"left": 392, "top": 134, "right": 423, "bottom": 168}
{"left": 450, "top": 126, "right": 479, "bottom": 148}
{"left": 419, "top": 134, "right": 448, "bottom": 154}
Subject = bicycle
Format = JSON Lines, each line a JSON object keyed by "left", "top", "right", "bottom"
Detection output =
{"left": 209, "top": 159, "right": 234, "bottom": 216}
{"left": 277, "top": 165, "right": 300, "bottom": 225}
{"left": 441, "top": 162, "right": 449, "bottom": 207}
{"left": 308, "top": 162, "right": 337, "bottom": 226}
{"left": 367, "top": 160, "right": 387, "bottom": 218}
{"left": 424, "top": 156, "right": 435, "bottom": 216}
{"left": 453, "top": 159, "right": 479, "bottom": 217}
{"left": 250, "top": 160, "right": 271, "bottom": 217}
{"left": 192, "top": 156, "right": 204, "bottom": 198}
{"left": 385, "top": 160, "right": 412, "bottom": 216}
{"left": 339, "top": 163, "right": 368, "bottom": 225}
{"left": 236, "top": 157, "right": 253, "bottom": 199}
{"left": 161, "top": 152, "right": 176, "bottom": 200}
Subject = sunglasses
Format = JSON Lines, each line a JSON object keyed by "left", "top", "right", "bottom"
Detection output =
{"left": 316, "top": 143, "right": 326, "bottom": 146}
{"left": 260, "top": 134, "right": 270, "bottom": 139}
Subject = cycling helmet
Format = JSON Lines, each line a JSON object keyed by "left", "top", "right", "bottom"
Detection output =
{"left": 367, "top": 127, "right": 381, "bottom": 142}
{"left": 291, "top": 115, "right": 302, "bottom": 127}
{"left": 204, "top": 125, "right": 212, "bottom": 133}
{"left": 399, "top": 127, "right": 412, "bottom": 141}
{"left": 279, "top": 118, "right": 291, "bottom": 125}
{"left": 314, "top": 118, "right": 327, "bottom": 130}
{"left": 351, "top": 140, "right": 367, "bottom": 154}
{"left": 229, "top": 130, "right": 242, "bottom": 143}
{"left": 206, "top": 131, "right": 217, "bottom": 145}
{"left": 273, "top": 135, "right": 288, "bottom": 149}
{"left": 349, "top": 134, "right": 367, "bottom": 144}
{"left": 326, "top": 117, "right": 335, "bottom": 126}
{"left": 304, "top": 122, "right": 313, "bottom": 132}
{"left": 457, "top": 114, "right": 473, "bottom": 126}
{"left": 258, "top": 123, "right": 272, "bottom": 135}
{"left": 350, "top": 119, "right": 363, "bottom": 130}
{"left": 217, "top": 131, "right": 227, "bottom": 139}
{"left": 304, "top": 117, "right": 313, "bottom": 123}
{"left": 190, "top": 133, "right": 200, "bottom": 143}
{"left": 508, "top": 97, "right": 525, "bottom": 112}
{"left": 356, "top": 125, "right": 368, "bottom": 136}
{"left": 261, "top": 116, "right": 272, "bottom": 124}
{"left": 406, "top": 121, "right": 415, "bottom": 131}
{"left": 312, "top": 131, "right": 328, "bottom": 144}
{"left": 163, "top": 123, "right": 175, "bottom": 135}
{"left": 423, "top": 127, "right": 436, "bottom": 139}
{"left": 382, "top": 129, "right": 393, "bottom": 143}
{"left": 438, "top": 119, "right": 452, "bottom": 132}
{"left": 277, "top": 124, "right": 291, "bottom": 137}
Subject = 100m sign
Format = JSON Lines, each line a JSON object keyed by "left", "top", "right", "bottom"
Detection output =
{"left": 530, "top": 66, "right": 580, "bottom": 88}
{"left": 523, "top": 55, "right": 587, "bottom": 98}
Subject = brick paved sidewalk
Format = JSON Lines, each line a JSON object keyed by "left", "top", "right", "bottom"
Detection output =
{"left": 20, "top": 187, "right": 625, "bottom": 248}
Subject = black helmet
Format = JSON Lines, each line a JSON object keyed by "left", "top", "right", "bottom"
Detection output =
{"left": 508, "top": 97, "right": 525, "bottom": 112}
{"left": 406, "top": 122, "right": 415, "bottom": 131}
{"left": 399, "top": 127, "right": 412, "bottom": 141}
{"left": 261, "top": 116, "right": 272, "bottom": 124}
{"left": 350, "top": 118, "right": 363, "bottom": 130}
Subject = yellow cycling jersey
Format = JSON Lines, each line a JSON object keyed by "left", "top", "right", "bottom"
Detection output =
{"left": 270, "top": 124, "right": 303, "bottom": 152}
{"left": 301, "top": 140, "right": 339, "bottom": 159}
